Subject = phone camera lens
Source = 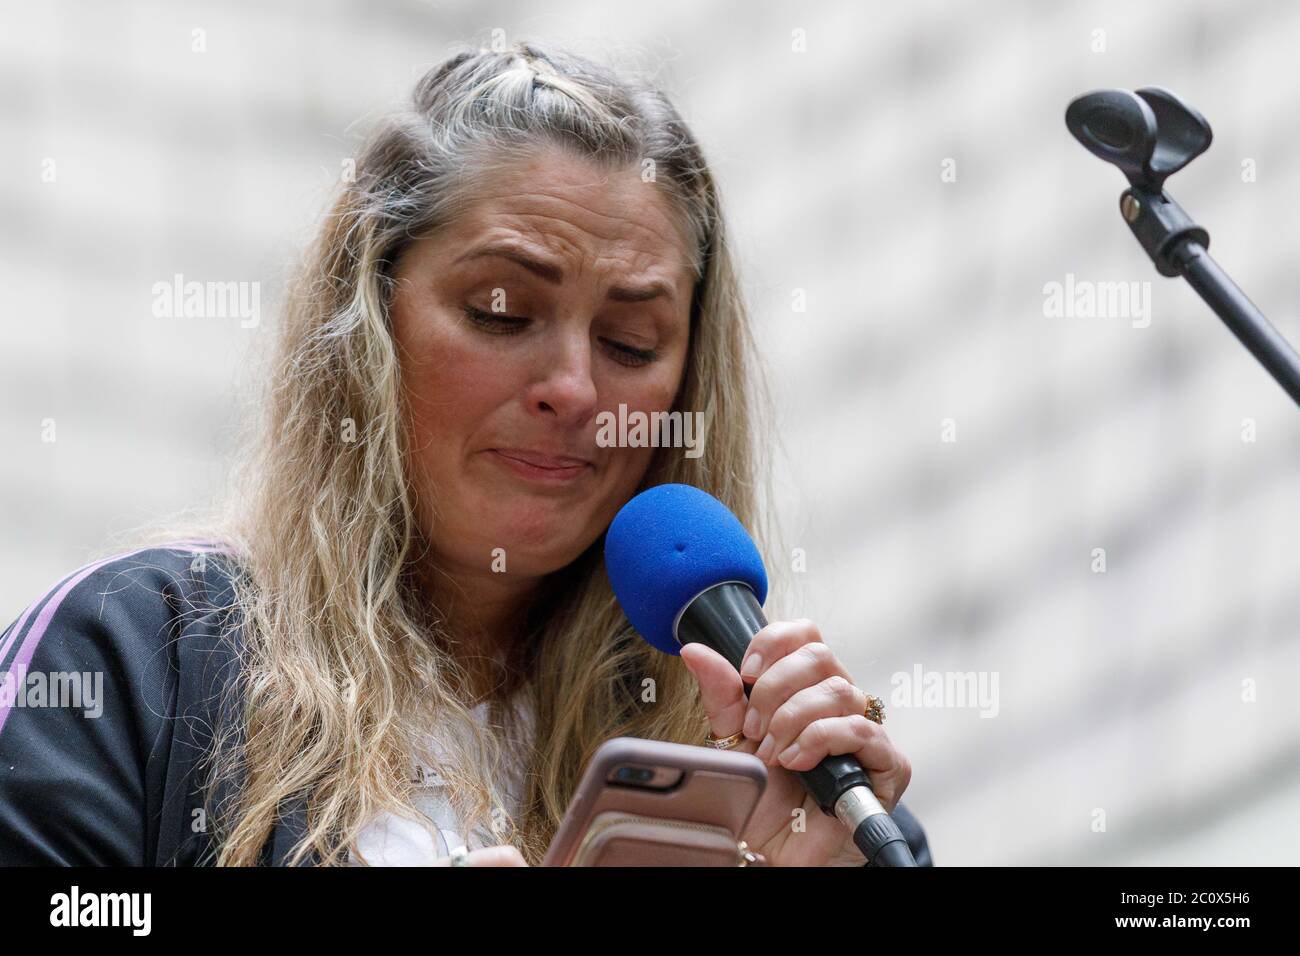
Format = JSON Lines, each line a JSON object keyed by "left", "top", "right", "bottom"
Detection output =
{"left": 614, "top": 766, "right": 655, "bottom": 784}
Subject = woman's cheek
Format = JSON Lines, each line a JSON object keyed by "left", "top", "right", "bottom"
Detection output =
{"left": 604, "top": 443, "right": 655, "bottom": 491}
{"left": 413, "top": 325, "right": 519, "bottom": 426}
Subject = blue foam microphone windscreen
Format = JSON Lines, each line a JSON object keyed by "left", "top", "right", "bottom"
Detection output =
{"left": 604, "top": 483, "right": 768, "bottom": 654}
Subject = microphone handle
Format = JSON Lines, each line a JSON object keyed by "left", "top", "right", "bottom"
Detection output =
{"left": 677, "top": 582, "right": 918, "bottom": 867}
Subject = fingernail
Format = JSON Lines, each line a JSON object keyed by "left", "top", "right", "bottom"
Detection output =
{"left": 777, "top": 742, "right": 800, "bottom": 765}
{"left": 743, "top": 707, "right": 760, "bottom": 739}
{"left": 740, "top": 653, "right": 762, "bottom": 680}
{"left": 756, "top": 733, "right": 774, "bottom": 762}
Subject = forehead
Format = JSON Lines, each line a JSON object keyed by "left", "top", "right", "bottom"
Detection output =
{"left": 437, "top": 147, "right": 697, "bottom": 283}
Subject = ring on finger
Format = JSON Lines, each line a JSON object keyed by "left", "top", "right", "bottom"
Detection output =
{"left": 704, "top": 730, "right": 745, "bottom": 750}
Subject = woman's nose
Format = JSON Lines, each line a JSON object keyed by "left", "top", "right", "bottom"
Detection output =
{"left": 527, "top": 331, "right": 598, "bottom": 426}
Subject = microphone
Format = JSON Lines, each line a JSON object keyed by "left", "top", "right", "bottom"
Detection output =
{"left": 604, "top": 483, "right": 917, "bottom": 867}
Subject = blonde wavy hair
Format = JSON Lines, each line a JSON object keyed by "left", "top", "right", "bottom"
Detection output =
{"left": 123, "top": 39, "right": 784, "bottom": 866}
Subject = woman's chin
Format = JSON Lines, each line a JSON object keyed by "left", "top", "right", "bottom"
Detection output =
{"left": 476, "top": 514, "right": 596, "bottom": 569}
{"left": 477, "top": 542, "right": 587, "bottom": 580}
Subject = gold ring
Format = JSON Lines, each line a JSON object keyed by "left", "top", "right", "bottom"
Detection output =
{"left": 705, "top": 696, "right": 882, "bottom": 748}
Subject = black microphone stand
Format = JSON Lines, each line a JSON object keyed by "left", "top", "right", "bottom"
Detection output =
{"left": 1065, "top": 86, "right": 1300, "bottom": 406}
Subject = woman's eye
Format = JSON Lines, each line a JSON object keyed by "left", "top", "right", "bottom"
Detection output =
{"left": 463, "top": 305, "right": 658, "bottom": 366}
{"left": 600, "top": 337, "right": 659, "bottom": 367}
{"left": 462, "top": 305, "right": 530, "bottom": 334}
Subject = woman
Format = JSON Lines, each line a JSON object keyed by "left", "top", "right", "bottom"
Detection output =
{"left": 0, "top": 41, "right": 926, "bottom": 867}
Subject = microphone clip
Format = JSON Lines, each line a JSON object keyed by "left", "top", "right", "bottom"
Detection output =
{"left": 1066, "top": 87, "right": 1211, "bottom": 276}
{"left": 1065, "top": 86, "right": 1300, "bottom": 405}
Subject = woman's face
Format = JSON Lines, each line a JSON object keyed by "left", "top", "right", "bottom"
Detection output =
{"left": 389, "top": 147, "right": 696, "bottom": 583}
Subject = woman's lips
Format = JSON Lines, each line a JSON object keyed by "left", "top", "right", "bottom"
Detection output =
{"left": 486, "top": 448, "right": 593, "bottom": 484}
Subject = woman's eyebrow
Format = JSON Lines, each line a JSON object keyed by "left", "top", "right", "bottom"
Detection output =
{"left": 454, "top": 242, "right": 676, "bottom": 304}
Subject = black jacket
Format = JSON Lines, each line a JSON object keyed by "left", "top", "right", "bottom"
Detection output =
{"left": 0, "top": 544, "right": 932, "bottom": 866}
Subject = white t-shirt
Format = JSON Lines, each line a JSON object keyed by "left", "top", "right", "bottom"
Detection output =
{"left": 348, "top": 690, "right": 535, "bottom": 865}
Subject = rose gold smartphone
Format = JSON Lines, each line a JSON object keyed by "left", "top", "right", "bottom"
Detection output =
{"left": 541, "top": 737, "right": 768, "bottom": 866}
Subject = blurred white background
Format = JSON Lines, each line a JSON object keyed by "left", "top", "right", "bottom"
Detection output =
{"left": 2, "top": 0, "right": 1298, "bottom": 865}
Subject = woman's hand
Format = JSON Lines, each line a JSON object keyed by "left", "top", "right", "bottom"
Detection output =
{"left": 679, "top": 619, "right": 911, "bottom": 867}
{"left": 433, "top": 845, "right": 528, "bottom": 866}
